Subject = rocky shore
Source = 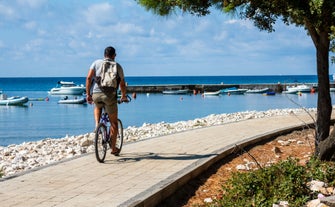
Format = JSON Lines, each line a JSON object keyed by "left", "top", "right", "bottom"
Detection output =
{"left": 0, "top": 108, "right": 316, "bottom": 178}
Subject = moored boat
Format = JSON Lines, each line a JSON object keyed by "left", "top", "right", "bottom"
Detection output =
{"left": 203, "top": 90, "right": 221, "bottom": 96}
{"left": 283, "top": 84, "right": 312, "bottom": 94}
{"left": 0, "top": 91, "right": 29, "bottom": 106}
{"left": 58, "top": 97, "right": 86, "bottom": 104}
{"left": 221, "top": 87, "right": 248, "bottom": 95}
{"left": 49, "top": 81, "right": 85, "bottom": 95}
{"left": 246, "top": 87, "right": 269, "bottom": 93}
{"left": 162, "top": 89, "right": 189, "bottom": 95}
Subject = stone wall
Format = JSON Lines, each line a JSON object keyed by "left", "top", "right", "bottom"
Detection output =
{"left": 126, "top": 83, "right": 319, "bottom": 93}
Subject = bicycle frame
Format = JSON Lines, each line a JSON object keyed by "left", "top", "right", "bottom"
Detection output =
{"left": 100, "top": 111, "right": 111, "bottom": 145}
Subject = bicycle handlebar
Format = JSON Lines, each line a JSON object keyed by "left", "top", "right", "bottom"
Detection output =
{"left": 117, "top": 94, "right": 132, "bottom": 104}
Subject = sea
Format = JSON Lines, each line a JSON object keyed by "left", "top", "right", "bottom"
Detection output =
{"left": 0, "top": 75, "right": 333, "bottom": 146}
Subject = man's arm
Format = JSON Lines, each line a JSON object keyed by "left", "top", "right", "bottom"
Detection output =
{"left": 86, "top": 69, "right": 94, "bottom": 104}
{"left": 119, "top": 78, "right": 127, "bottom": 101}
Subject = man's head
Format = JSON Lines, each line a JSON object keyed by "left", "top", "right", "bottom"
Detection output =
{"left": 104, "top": 46, "right": 116, "bottom": 58}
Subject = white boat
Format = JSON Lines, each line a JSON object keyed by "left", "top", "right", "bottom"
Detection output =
{"left": 162, "top": 89, "right": 189, "bottom": 95}
{"left": 246, "top": 88, "right": 269, "bottom": 93}
{"left": 203, "top": 90, "right": 221, "bottom": 96}
{"left": 221, "top": 87, "right": 248, "bottom": 95}
{"left": 49, "top": 81, "right": 85, "bottom": 95}
{"left": 0, "top": 91, "right": 29, "bottom": 106}
{"left": 283, "top": 84, "right": 312, "bottom": 94}
{"left": 58, "top": 97, "right": 86, "bottom": 104}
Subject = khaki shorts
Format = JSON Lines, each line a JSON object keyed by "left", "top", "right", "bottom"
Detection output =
{"left": 92, "top": 93, "right": 117, "bottom": 114}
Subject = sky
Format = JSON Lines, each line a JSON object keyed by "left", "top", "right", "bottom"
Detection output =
{"left": 0, "top": 0, "right": 324, "bottom": 77}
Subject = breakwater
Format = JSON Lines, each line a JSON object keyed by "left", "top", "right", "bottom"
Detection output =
{"left": 126, "top": 83, "right": 322, "bottom": 93}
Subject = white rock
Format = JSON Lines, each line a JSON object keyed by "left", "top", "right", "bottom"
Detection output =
{"left": 204, "top": 198, "right": 213, "bottom": 203}
{"left": 309, "top": 180, "right": 326, "bottom": 192}
{"left": 306, "top": 199, "right": 321, "bottom": 207}
{"left": 80, "top": 138, "right": 92, "bottom": 147}
{"left": 236, "top": 164, "right": 247, "bottom": 170}
{"left": 278, "top": 140, "right": 290, "bottom": 146}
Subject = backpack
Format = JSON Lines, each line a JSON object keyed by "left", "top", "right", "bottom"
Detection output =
{"left": 95, "top": 60, "right": 120, "bottom": 98}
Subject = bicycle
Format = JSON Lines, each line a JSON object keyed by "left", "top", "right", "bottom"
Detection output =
{"left": 94, "top": 95, "right": 131, "bottom": 163}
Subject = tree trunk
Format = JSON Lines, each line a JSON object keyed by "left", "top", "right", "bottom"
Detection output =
{"left": 316, "top": 32, "right": 333, "bottom": 160}
{"left": 319, "top": 124, "right": 335, "bottom": 161}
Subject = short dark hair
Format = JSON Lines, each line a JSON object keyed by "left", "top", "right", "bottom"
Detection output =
{"left": 104, "top": 46, "right": 115, "bottom": 57}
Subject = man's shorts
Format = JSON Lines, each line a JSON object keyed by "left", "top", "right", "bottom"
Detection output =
{"left": 92, "top": 93, "right": 117, "bottom": 114}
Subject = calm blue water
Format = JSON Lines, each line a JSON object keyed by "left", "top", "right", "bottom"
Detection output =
{"left": 0, "top": 75, "right": 332, "bottom": 146}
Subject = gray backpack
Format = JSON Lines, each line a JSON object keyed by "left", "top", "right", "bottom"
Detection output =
{"left": 96, "top": 60, "right": 119, "bottom": 98}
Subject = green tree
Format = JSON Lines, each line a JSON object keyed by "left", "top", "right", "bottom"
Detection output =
{"left": 136, "top": 0, "right": 335, "bottom": 160}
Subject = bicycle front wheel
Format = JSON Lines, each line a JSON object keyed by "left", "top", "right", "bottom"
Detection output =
{"left": 95, "top": 123, "right": 108, "bottom": 163}
{"left": 115, "top": 119, "right": 124, "bottom": 153}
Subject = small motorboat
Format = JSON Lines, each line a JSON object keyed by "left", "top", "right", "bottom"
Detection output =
{"left": 221, "top": 87, "right": 248, "bottom": 95}
{"left": 203, "top": 90, "right": 221, "bottom": 96}
{"left": 49, "top": 81, "right": 85, "bottom": 95}
{"left": 246, "top": 88, "right": 269, "bottom": 93}
{"left": 0, "top": 91, "right": 29, "bottom": 106}
{"left": 162, "top": 89, "right": 189, "bottom": 95}
{"left": 58, "top": 97, "right": 86, "bottom": 104}
{"left": 283, "top": 84, "right": 312, "bottom": 94}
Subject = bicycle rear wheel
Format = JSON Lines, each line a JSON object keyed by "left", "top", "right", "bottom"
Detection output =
{"left": 115, "top": 119, "right": 124, "bottom": 153}
{"left": 94, "top": 123, "right": 108, "bottom": 163}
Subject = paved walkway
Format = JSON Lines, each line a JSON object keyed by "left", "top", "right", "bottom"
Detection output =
{"left": 0, "top": 113, "right": 321, "bottom": 206}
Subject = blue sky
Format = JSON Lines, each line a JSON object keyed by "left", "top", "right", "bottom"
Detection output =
{"left": 0, "top": 0, "right": 321, "bottom": 77}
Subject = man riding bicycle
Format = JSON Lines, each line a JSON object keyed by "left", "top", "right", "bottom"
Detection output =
{"left": 86, "top": 46, "right": 127, "bottom": 155}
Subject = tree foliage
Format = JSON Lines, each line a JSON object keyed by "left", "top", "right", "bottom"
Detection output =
{"left": 137, "top": 0, "right": 335, "bottom": 36}
{"left": 136, "top": 0, "right": 335, "bottom": 160}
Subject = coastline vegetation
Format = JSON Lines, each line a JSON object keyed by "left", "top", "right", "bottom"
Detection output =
{"left": 213, "top": 158, "right": 335, "bottom": 206}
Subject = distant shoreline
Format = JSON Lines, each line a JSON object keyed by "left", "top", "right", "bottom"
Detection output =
{"left": 126, "top": 83, "right": 321, "bottom": 93}
{"left": 0, "top": 75, "right": 324, "bottom": 92}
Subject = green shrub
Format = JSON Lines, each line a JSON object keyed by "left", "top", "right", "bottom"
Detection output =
{"left": 306, "top": 157, "right": 335, "bottom": 186}
{"left": 211, "top": 158, "right": 335, "bottom": 207}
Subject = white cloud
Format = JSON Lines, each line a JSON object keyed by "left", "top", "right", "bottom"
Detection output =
{"left": 23, "top": 39, "right": 43, "bottom": 53}
{"left": 163, "top": 37, "right": 178, "bottom": 45}
{"left": 193, "top": 19, "right": 211, "bottom": 32}
{"left": 37, "top": 29, "right": 46, "bottom": 36}
{"left": 23, "top": 21, "right": 36, "bottom": 30}
{"left": 225, "top": 19, "right": 238, "bottom": 24}
{"left": 17, "top": 0, "right": 47, "bottom": 9}
{"left": 178, "top": 40, "right": 207, "bottom": 56}
{"left": 0, "top": 3, "right": 16, "bottom": 19}
{"left": 214, "top": 31, "right": 228, "bottom": 41}
{"left": 84, "top": 3, "right": 115, "bottom": 25}
{"left": 114, "top": 22, "right": 144, "bottom": 35}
